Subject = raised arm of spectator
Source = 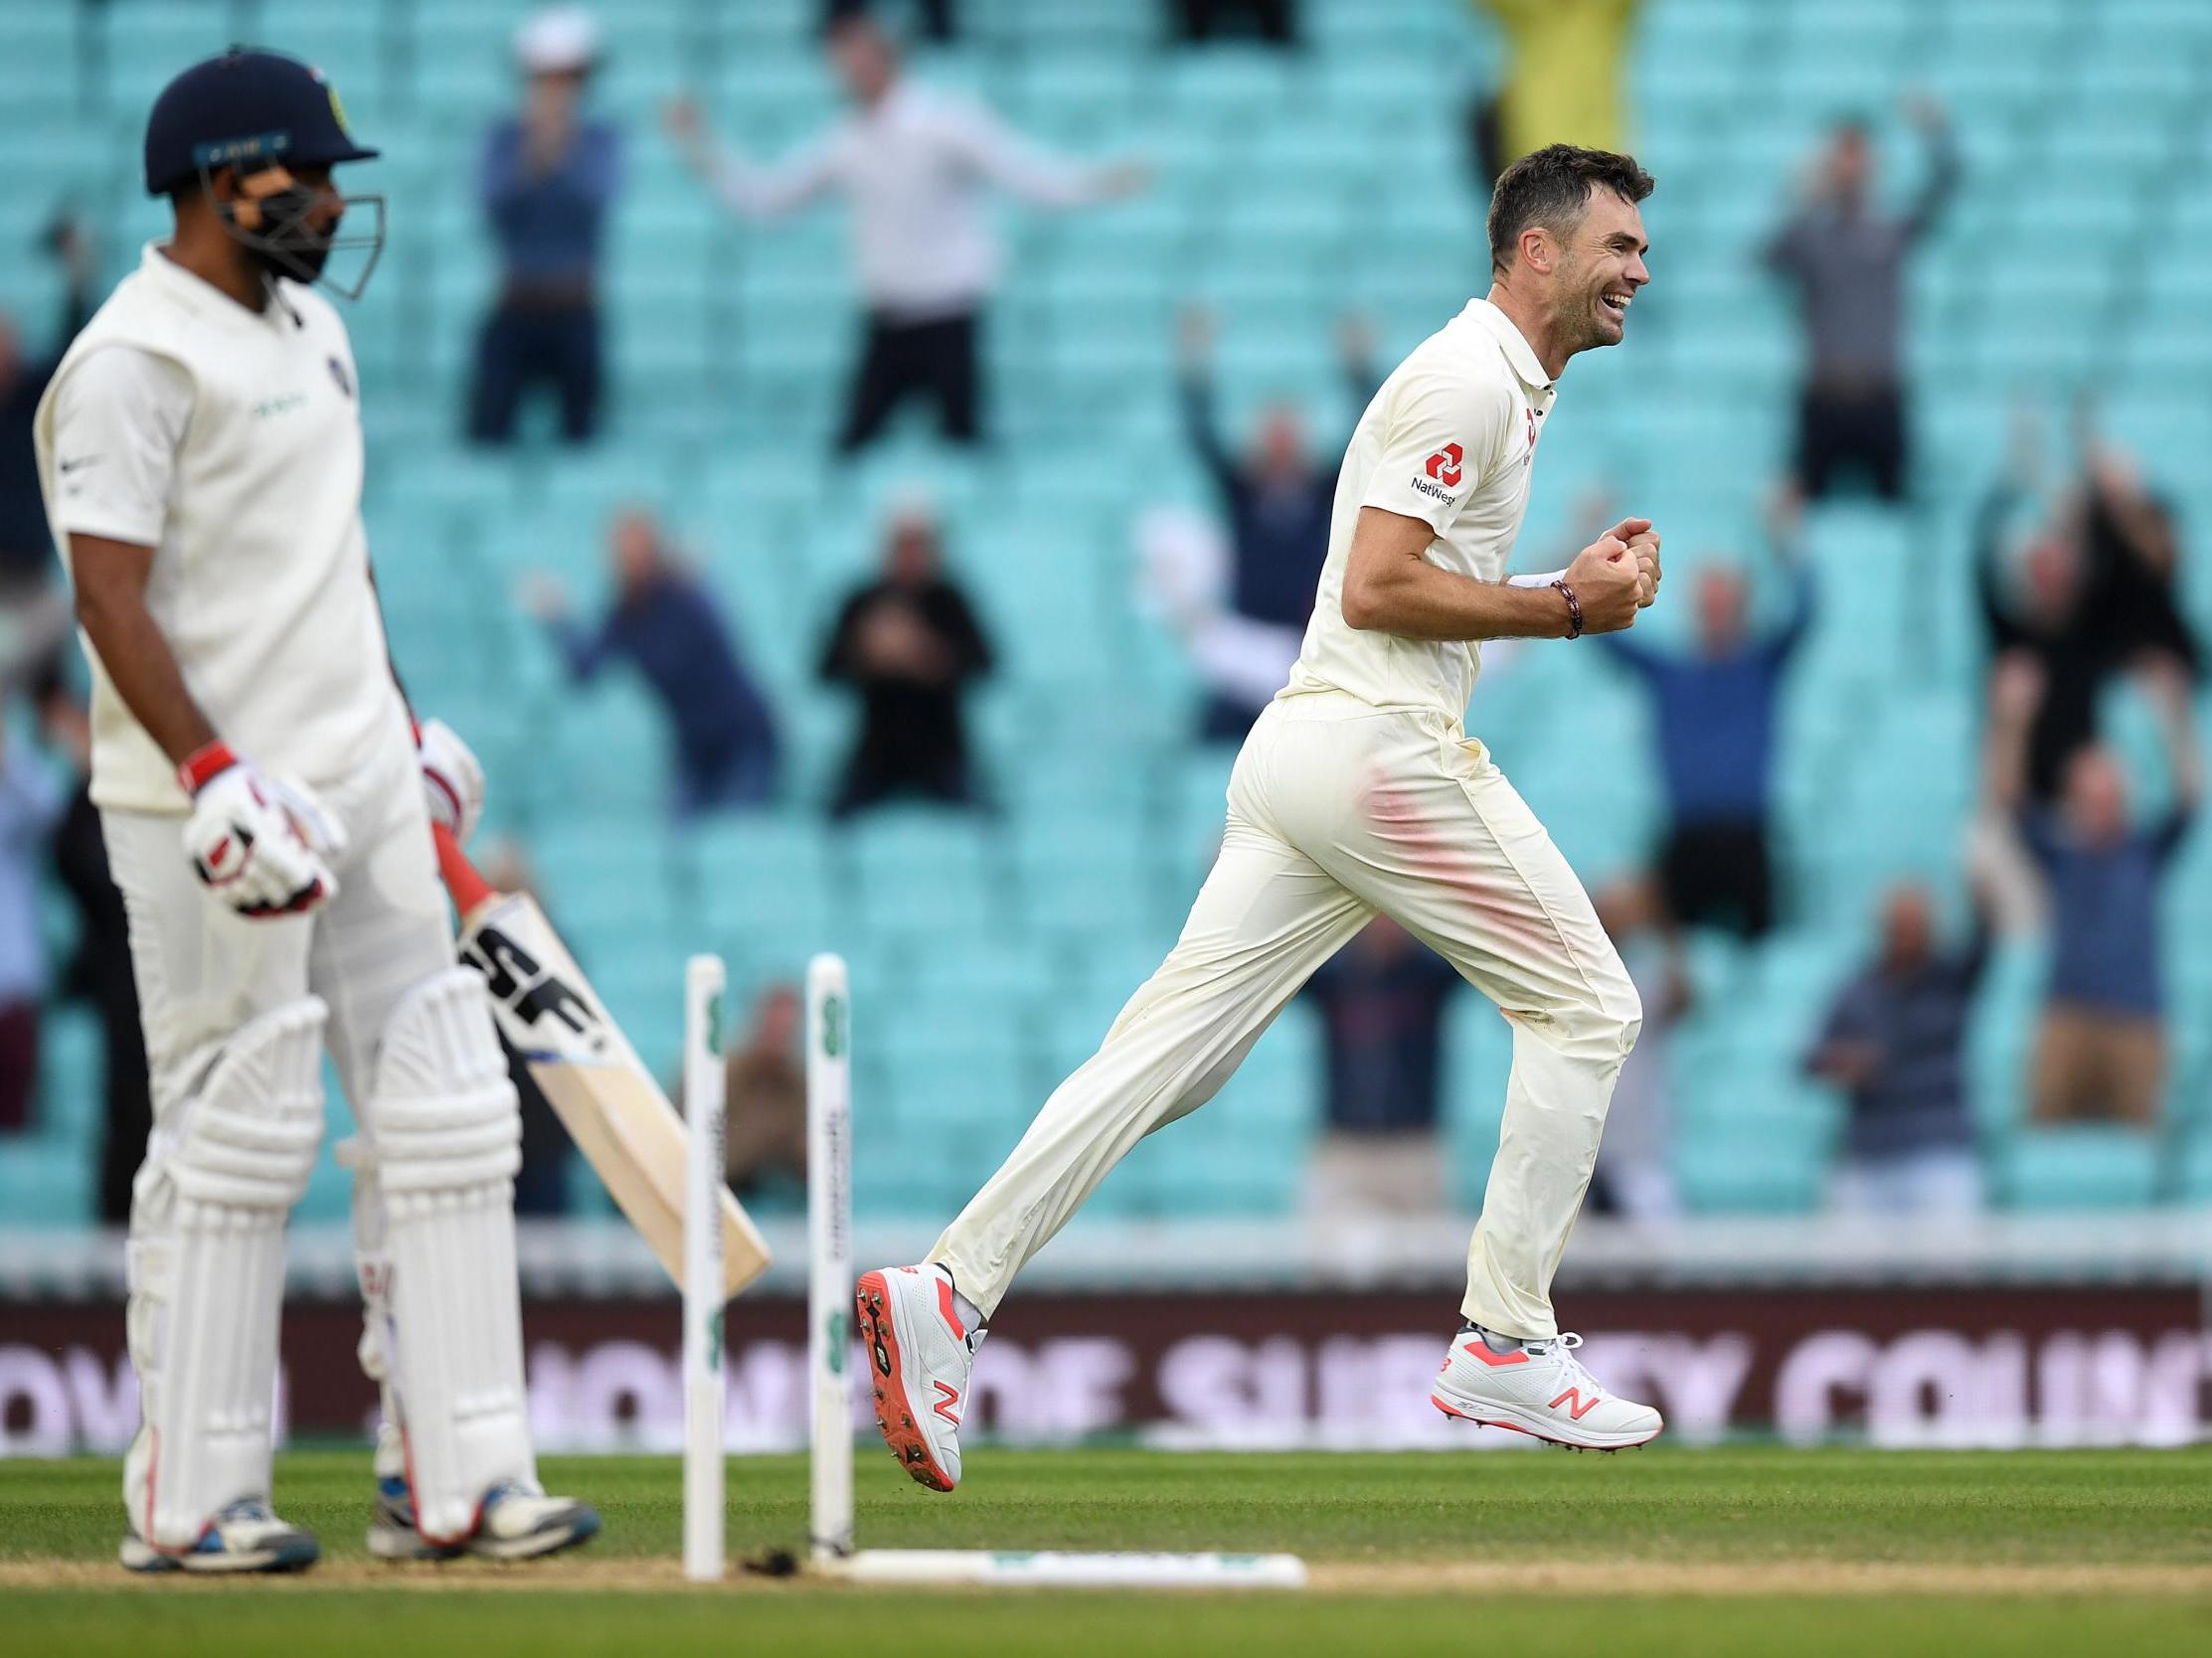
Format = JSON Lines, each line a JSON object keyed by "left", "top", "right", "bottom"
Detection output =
{"left": 1761, "top": 487, "right": 1816, "bottom": 667}
{"left": 1970, "top": 483, "right": 2031, "bottom": 655}
{"left": 1175, "top": 309, "right": 1238, "bottom": 495}
{"left": 1981, "top": 652, "right": 2044, "bottom": 814}
{"left": 941, "top": 99, "right": 1145, "bottom": 208}
{"left": 2143, "top": 657, "right": 2203, "bottom": 822}
{"left": 1900, "top": 93, "right": 1960, "bottom": 243}
{"left": 664, "top": 96, "right": 842, "bottom": 220}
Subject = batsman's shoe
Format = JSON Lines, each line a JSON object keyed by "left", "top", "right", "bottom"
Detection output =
{"left": 119, "top": 1498, "right": 320, "bottom": 1575}
{"left": 368, "top": 1477, "right": 601, "bottom": 1562}
{"left": 1432, "top": 1329, "right": 1663, "bottom": 1450}
{"left": 856, "top": 1262, "right": 981, "bottom": 1492}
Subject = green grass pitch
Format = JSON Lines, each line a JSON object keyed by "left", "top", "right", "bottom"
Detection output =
{"left": 4, "top": 1446, "right": 2209, "bottom": 1656}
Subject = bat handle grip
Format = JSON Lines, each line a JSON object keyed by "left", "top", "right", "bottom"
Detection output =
{"left": 432, "top": 823, "right": 498, "bottom": 917}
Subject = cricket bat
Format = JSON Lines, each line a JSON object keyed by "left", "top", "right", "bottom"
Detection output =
{"left": 432, "top": 825, "right": 770, "bottom": 1300}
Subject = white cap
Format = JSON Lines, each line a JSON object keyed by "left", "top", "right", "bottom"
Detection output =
{"left": 516, "top": 6, "right": 600, "bottom": 76}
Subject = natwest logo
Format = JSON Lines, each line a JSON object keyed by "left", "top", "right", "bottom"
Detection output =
{"left": 1425, "top": 442, "right": 1463, "bottom": 487}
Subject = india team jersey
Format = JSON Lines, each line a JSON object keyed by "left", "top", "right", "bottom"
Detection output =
{"left": 34, "top": 245, "right": 404, "bottom": 814}
{"left": 1279, "top": 297, "right": 1557, "bottom": 722}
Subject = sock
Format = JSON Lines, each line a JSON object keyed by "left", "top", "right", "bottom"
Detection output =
{"left": 1461, "top": 1321, "right": 1545, "bottom": 1355}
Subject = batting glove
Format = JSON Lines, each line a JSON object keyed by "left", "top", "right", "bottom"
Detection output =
{"left": 416, "top": 717, "right": 484, "bottom": 845}
{"left": 179, "top": 743, "right": 347, "bottom": 918}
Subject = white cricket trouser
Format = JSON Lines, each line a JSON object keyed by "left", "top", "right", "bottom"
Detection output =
{"left": 104, "top": 718, "right": 454, "bottom": 1525}
{"left": 934, "top": 698, "right": 1642, "bottom": 1338}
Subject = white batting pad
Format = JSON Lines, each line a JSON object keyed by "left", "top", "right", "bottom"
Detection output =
{"left": 357, "top": 965, "right": 533, "bottom": 1543}
{"left": 125, "top": 997, "right": 326, "bottom": 1548}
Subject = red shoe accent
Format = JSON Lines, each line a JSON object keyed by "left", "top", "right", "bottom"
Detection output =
{"left": 933, "top": 1381, "right": 962, "bottom": 1425}
{"left": 1459, "top": 1339, "right": 1530, "bottom": 1368}
{"left": 936, "top": 1275, "right": 965, "bottom": 1342}
{"left": 1550, "top": 1389, "right": 1602, "bottom": 1421}
{"left": 856, "top": 1270, "right": 955, "bottom": 1493}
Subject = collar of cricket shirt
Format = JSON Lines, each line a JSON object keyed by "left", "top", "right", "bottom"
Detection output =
{"left": 1460, "top": 297, "right": 1553, "bottom": 396}
{"left": 139, "top": 240, "right": 294, "bottom": 335}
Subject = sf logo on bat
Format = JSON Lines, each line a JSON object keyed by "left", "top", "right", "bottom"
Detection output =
{"left": 462, "top": 923, "right": 608, "bottom": 1056}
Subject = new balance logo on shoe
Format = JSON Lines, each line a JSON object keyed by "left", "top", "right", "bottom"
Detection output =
{"left": 1549, "top": 1389, "right": 1602, "bottom": 1420}
{"left": 933, "top": 1382, "right": 962, "bottom": 1426}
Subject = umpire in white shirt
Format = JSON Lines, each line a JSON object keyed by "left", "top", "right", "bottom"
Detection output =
{"left": 667, "top": 13, "right": 1145, "bottom": 450}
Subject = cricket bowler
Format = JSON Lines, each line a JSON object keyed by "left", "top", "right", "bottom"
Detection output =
{"left": 859, "top": 145, "right": 1666, "bottom": 1486}
{"left": 34, "top": 49, "right": 596, "bottom": 1572}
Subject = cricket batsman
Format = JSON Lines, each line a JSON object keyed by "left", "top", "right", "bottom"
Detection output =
{"left": 34, "top": 49, "right": 596, "bottom": 1572}
{"left": 860, "top": 146, "right": 1665, "bottom": 1485}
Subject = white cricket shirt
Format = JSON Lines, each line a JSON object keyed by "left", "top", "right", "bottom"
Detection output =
{"left": 35, "top": 245, "right": 405, "bottom": 814}
{"left": 711, "top": 80, "right": 1119, "bottom": 322}
{"left": 1280, "top": 297, "right": 1557, "bottom": 721}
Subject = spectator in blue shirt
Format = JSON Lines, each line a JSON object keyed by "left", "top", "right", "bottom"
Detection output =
{"left": 1805, "top": 881, "right": 1987, "bottom": 1217}
{"left": 526, "top": 509, "right": 781, "bottom": 819}
{"left": 467, "top": 8, "right": 622, "bottom": 445}
{"left": 0, "top": 705, "right": 65, "bottom": 1131}
{"left": 1986, "top": 654, "right": 2199, "bottom": 1126}
{"left": 1601, "top": 498, "right": 1814, "bottom": 939}
{"left": 1175, "top": 308, "right": 1377, "bottom": 741}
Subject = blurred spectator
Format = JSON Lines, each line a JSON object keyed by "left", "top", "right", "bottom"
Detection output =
{"left": 468, "top": 7, "right": 621, "bottom": 446}
{"left": 1986, "top": 657, "right": 2200, "bottom": 1126}
{"left": 665, "top": 14, "right": 1146, "bottom": 451}
{"left": 1171, "top": 0, "right": 1294, "bottom": 45}
{"left": 1467, "top": 1, "right": 1638, "bottom": 191}
{"left": 1804, "top": 882, "right": 1987, "bottom": 1217}
{"left": 1303, "top": 916, "right": 1457, "bottom": 1219}
{"left": 1, "top": 218, "right": 98, "bottom": 665}
{"left": 1589, "top": 875, "right": 1682, "bottom": 1221}
{"left": 1975, "top": 412, "right": 2201, "bottom": 802}
{"left": 823, "top": 0, "right": 956, "bottom": 42}
{"left": 723, "top": 983, "right": 808, "bottom": 1209}
{"left": 525, "top": 509, "right": 781, "bottom": 819}
{"left": 476, "top": 840, "right": 577, "bottom": 1215}
{"left": 30, "top": 665, "right": 146, "bottom": 1219}
{"left": 1766, "top": 95, "right": 1957, "bottom": 503}
{"left": 1601, "top": 496, "right": 1814, "bottom": 940}
{"left": 820, "top": 502, "right": 993, "bottom": 817}
{"left": 1169, "top": 308, "right": 1376, "bottom": 740}
{"left": 0, "top": 699, "right": 65, "bottom": 1132}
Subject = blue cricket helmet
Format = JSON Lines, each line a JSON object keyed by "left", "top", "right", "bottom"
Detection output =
{"left": 144, "top": 46, "right": 378, "bottom": 197}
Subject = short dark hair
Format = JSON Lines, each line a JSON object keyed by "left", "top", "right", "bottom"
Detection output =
{"left": 1486, "top": 144, "right": 1655, "bottom": 275}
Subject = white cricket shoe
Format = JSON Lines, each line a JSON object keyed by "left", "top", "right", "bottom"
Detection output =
{"left": 119, "top": 1498, "right": 320, "bottom": 1575}
{"left": 1432, "top": 1328, "right": 1663, "bottom": 1450}
{"left": 856, "top": 1262, "right": 982, "bottom": 1492}
{"left": 368, "top": 1475, "right": 600, "bottom": 1562}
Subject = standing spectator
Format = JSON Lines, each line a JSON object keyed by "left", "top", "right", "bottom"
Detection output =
{"left": 1468, "top": 2, "right": 1639, "bottom": 191}
{"left": 1, "top": 218, "right": 98, "bottom": 668}
{"left": 1986, "top": 657, "right": 2199, "bottom": 1126}
{"left": 525, "top": 508, "right": 780, "bottom": 819}
{"left": 665, "top": 14, "right": 1146, "bottom": 452}
{"left": 32, "top": 665, "right": 147, "bottom": 1218}
{"left": 1804, "top": 882, "right": 1987, "bottom": 1217}
{"left": 723, "top": 983, "right": 808, "bottom": 1212}
{"left": 1174, "top": 308, "right": 1375, "bottom": 740}
{"left": 1601, "top": 498, "right": 1814, "bottom": 939}
{"left": 1766, "top": 95, "right": 1958, "bottom": 503}
{"left": 1302, "top": 916, "right": 1459, "bottom": 1220}
{"left": 1171, "top": 0, "right": 1295, "bottom": 45}
{"left": 0, "top": 700, "right": 65, "bottom": 1131}
{"left": 1590, "top": 874, "right": 1682, "bottom": 1220}
{"left": 819, "top": 502, "right": 993, "bottom": 816}
{"left": 468, "top": 7, "right": 621, "bottom": 446}
{"left": 1973, "top": 410, "right": 2200, "bottom": 802}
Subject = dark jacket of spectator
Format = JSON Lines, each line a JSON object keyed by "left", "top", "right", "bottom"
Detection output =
{"left": 543, "top": 512, "right": 779, "bottom": 817}
{"left": 480, "top": 115, "right": 621, "bottom": 288}
{"left": 2021, "top": 805, "right": 2191, "bottom": 1021}
{"left": 1806, "top": 898, "right": 1986, "bottom": 1162}
{"left": 1305, "top": 920, "right": 1460, "bottom": 1134}
{"left": 820, "top": 514, "right": 993, "bottom": 816}
{"left": 0, "top": 240, "right": 97, "bottom": 585}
